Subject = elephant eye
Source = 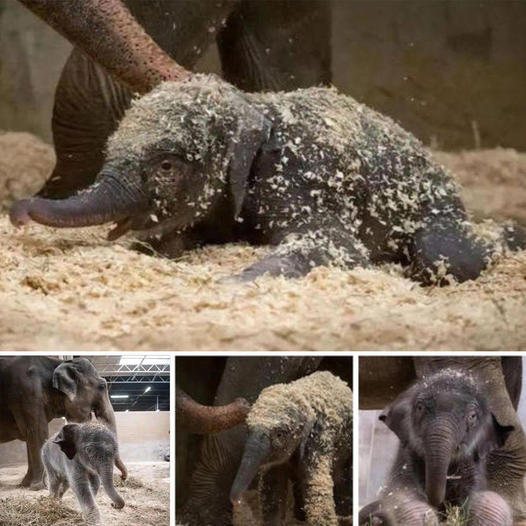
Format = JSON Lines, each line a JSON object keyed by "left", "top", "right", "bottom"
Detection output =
{"left": 468, "top": 411, "right": 478, "bottom": 424}
{"left": 415, "top": 402, "right": 425, "bottom": 414}
{"left": 160, "top": 159, "right": 173, "bottom": 171}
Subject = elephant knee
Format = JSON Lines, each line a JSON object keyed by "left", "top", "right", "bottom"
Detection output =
{"left": 467, "top": 491, "right": 512, "bottom": 526}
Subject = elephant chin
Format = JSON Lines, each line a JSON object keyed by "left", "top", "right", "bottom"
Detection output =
{"left": 230, "top": 432, "right": 271, "bottom": 504}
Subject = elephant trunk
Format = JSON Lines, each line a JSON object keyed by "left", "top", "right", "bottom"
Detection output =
{"left": 230, "top": 431, "right": 271, "bottom": 504}
{"left": 176, "top": 386, "right": 251, "bottom": 434}
{"left": 17, "top": 0, "right": 190, "bottom": 94}
{"left": 99, "top": 461, "right": 125, "bottom": 509}
{"left": 10, "top": 174, "right": 147, "bottom": 229}
{"left": 424, "top": 418, "right": 459, "bottom": 507}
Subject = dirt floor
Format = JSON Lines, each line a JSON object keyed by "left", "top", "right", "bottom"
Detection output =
{"left": 0, "top": 462, "right": 170, "bottom": 526}
{"left": 1, "top": 131, "right": 525, "bottom": 351}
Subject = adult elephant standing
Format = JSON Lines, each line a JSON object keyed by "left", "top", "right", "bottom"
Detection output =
{"left": 0, "top": 356, "right": 126, "bottom": 488}
{"left": 359, "top": 356, "right": 526, "bottom": 523}
{"left": 176, "top": 356, "right": 352, "bottom": 526}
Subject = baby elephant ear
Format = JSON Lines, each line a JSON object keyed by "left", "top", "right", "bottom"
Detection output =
{"left": 379, "top": 390, "right": 414, "bottom": 446}
{"left": 54, "top": 424, "right": 79, "bottom": 460}
{"left": 476, "top": 413, "right": 515, "bottom": 460}
{"left": 227, "top": 102, "right": 271, "bottom": 218}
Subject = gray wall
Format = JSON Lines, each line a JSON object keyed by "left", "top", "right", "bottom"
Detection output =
{"left": 2, "top": 0, "right": 526, "bottom": 149}
{"left": 360, "top": 357, "right": 526, "bottom": 504}
{"left": 0, "top": 411, "right": 170, "bottom": 467}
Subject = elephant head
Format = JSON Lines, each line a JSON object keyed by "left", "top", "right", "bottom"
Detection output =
{"left": 229, "top": 384, "right": 316, "bottom": 504}
{"left": 54, "top": 423, "right": 125, "bottom": 509}
{"left": 11, "top": 0, "right": 270, "bottom": 249}
{"left": 52, "top": 358, "right": 117, "bottom": 433}
{"left": 380, "top": 370, "right": 514, "bottom": 508}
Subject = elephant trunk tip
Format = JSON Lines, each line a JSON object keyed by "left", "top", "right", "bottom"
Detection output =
{"left": 111, "top": 496, "right": 125, "bottom": 510}
{"left": 9, "top": 199, "right": 33, "bottom": 227}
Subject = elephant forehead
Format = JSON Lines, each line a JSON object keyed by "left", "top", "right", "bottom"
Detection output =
{"left": 106, "top": 75, "right": 237, "bottom": 162}
{"left": 247, "top": 388, "right": 313, "bottom": 429}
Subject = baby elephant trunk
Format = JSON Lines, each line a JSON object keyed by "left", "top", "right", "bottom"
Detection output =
{"left": 9, "top": 174, "right": 146, "bottom": 229}
{"left": 99, "top": 461, "right": 125, "bottom": 509}
{"left": 230, "top": 430, "right": 271, "bottom": 504}
{"left": 424, "top": 418, "right": 459, "bottom": 508}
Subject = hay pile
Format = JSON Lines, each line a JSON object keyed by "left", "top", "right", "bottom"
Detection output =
{"left": 0, "top": 462, "right": 169, "bottom": 526}
{"left": 0, "top": 496, "right": 84, "bottom": 526}
{"left": 0, "top": 133, "right": 525, "bottom": 351}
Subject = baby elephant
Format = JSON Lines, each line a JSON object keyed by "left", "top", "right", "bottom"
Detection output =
{"left": 42, "top": 423, "right": 126, "bottom": 525}
{"left": 359, "top": 370, "right": 514, "bottom": 526}
{"left": 230, "top": 371, "right": 353, "bottom": 526}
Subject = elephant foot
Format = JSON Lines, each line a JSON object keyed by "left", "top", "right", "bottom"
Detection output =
{"left": 29, "top": 480, "right": 46, "bottom": 491}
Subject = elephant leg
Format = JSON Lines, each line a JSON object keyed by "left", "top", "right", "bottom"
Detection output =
{"left": 359, "top": 493, "right": 438, "bottom": 526}
{"left": 230, "top": 225, "right": 370, "bottom": 281}
{"left": 70, "top": 476, "right": 101, "bottom": 526}
{"left": 259, "top": 464, "right": 289, "bottom": 526}
{"left": 218, "top": 0, "right": 331, "bottom": 92}
{"left": 302, "top": 455, "right": 338, "bottom": 526}
{"left": 21, "top": 421, "right": 48, "bottom": 488}
{"left": 466, "top": 491, "right": 513, "bottom": 526}
{"left": 408, "top": 218, "right": 490, "bottom": 285}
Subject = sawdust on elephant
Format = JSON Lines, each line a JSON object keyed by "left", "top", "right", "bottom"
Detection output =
{"left": 0, "top": 132, "right": 525, "bottom": 351}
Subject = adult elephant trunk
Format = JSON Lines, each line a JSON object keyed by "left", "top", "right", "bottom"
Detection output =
{"left": 176, "top": 387, "right": 250, "bottom": 434}
{"left": 17, "top": 0, "right": 190, "bottom": 94}
{"left": 230, "top": 430, "right": 271, "bottom": 504}
{"left": 424, "top": 418, "right": 458, "bottom": 507}
{"left": 99, "top": 461, "right": 125, "bottom": 509}
{"left": 10, "top": 175, "right": 147, "bottom": 229}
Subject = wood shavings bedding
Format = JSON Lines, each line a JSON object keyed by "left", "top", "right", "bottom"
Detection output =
{"left": 0, "top": 133, "right": 525, "bottom": 351}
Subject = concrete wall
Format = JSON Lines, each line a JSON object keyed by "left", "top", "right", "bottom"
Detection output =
{"left": 0, "top": 411, "right": 170, "bottom": 467}
{"left": 1, "top": 0, "right": 526, "bottom": 149}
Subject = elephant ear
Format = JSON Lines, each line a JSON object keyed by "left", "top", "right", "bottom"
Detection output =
{"left": 54, "top": 424, "right": 79, "bottom": 460}
{"left": 379, "top": 387, "right": 417, "bottom": 446}
{"left": 475, "top": 413, "right": 514, "bottom": 461}
{"left": 53, "top": 362, "right": 78, "bottom": 402}
{"left": 226, "top": 99, "right": 271, "bottom": 218}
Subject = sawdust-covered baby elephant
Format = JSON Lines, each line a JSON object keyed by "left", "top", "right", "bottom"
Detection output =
{"left": 11, "top": 1, "right": 526, "bottom": 284}
{"left": 230, "top": 371, "right": 352, "bottom": 526}
{"left": 42, "top": 423, "right": 126, "bottom": 526}
{"left": 359, "top": 370, "right": 514, "bottom": 526}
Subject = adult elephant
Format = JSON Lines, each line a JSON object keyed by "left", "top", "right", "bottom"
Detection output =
{"left": 359, "top": 356, "right": 526, "bottom": 523}
{"left": 0, "top": 356, "right": 126, "bottom": 488}
{"left": 176, "top": 356, "right": 353, "bottom": 526}
{"left": 17, "top": 0, "right": 331, "bottom": 200}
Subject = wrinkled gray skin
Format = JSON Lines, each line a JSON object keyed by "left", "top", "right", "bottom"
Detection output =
{"left": 359, "top": 371, "right": 514, "bottom": 526}
{"left": 12, "top": 73, "right": 525, "bottom": 284}
{"left": 42, "top": 423, "right": 125, "bottom": 526}
{"left": 230, "top": 372, "right": 352, "bottom": 526}
{"left": 0, "top": 356, "right": 126, "bottom": 489}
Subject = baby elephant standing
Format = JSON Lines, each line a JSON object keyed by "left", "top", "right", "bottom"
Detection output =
{"left": 230, "top": 370, "right": 353, "bottom": 526}
{"left": 359, "top": 370, "right": 514, "bottom": 526}
{"left": 42, "top": 423, "right": 126, "bottom": 525}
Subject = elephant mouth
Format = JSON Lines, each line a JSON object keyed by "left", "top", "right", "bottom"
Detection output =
{"left": 107, "top": 213, "right": 190, "bottom": 242}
